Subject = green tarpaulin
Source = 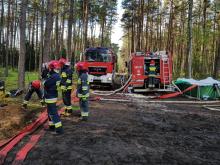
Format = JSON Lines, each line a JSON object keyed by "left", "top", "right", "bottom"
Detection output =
{"left": 174, "top": 77, "right": 220, "bottom": 100}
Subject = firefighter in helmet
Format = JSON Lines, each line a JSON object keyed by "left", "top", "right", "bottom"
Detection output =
{"left": 76, "top": 63, "right": 90, "bottom": 121}
{"left": 148, "top": 60, "right": 157, "bottom": 88}
{"left": 22, "top": 80, "right": 44, "bottom": 109}
{"left": 59, "top": 58, "right": 73, "bottom": 116}
{"left": 44, "top": 60, "right": 63, "bottom": 134}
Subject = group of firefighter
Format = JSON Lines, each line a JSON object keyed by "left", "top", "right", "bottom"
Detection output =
{"left": 22, "top": 58, "right": 89, "bottom": 135}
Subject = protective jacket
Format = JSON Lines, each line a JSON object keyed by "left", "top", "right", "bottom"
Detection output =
{"left": 44, "top": 70, "right": 61, "bottom": 102}
{"left": 60, "top": 65, "right": 73, "bottom": 90}
{"left": 77, "top": 71, "right": 89, "bottom": 99}
{"left": 41, "top": 66, "right": 49, "bottom": 80}
{"left": 148, "top": 65, "right": 157, "bottom": 77}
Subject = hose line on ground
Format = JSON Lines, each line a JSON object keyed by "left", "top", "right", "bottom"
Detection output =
{"left": 91, "top": 75, "right": 132, "bottom": 96}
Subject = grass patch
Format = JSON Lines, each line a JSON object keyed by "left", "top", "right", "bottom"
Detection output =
{"left": 0, "top": 68, "right": 39, "bottom": 90}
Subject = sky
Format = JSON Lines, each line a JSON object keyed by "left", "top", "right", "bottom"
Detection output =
{"left": 111, "top": 0, "right": 124, "bottom": 49}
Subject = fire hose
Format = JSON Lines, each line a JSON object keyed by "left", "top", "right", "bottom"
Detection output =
{"left": 91, "top": 75, "right": 132, "bottom": 96}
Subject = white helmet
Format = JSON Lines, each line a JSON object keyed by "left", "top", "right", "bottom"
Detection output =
{"left": 65, "top": 62, "right": 71, "bottom": 66}
{"left": 42, "top": 62, "right": 49, "bottom": 69}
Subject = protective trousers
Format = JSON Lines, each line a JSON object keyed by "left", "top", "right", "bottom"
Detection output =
{"left": 79, "top": 98, "right": 89, "bottom": 117}
{"left": 23, "top": 87, "right": 44, "bottom": 106}
{"left": 24, "top": 87, "right": 43, "bottom": 101}
{"left": 149, "top": 76, "right": 155, "bottom": 88}
{"left": 62, "top": 89, "right": 72, "bottom": 113}
{"left": 47, "top": 102, "right": 63, "bottom": 133}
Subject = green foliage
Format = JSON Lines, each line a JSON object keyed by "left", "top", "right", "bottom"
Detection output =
{"left": 0, "top": 68, "right": 38, "bottom": 90}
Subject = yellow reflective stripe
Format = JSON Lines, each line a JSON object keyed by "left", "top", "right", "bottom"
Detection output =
{"left": 78, "top": 93, "right": 89, "bottom": 98}
{"left": 56, "top": 81, "right": 60, "bottom": 86}
{"left": 61, "top": 86, "right": 66, "bottom": 90}
{"left": 55, "top": 122, "right": 62, "bottom": 128}
{"left": 66, "top": 106, "right": 72, "bottom": 110}
{"left": 45, "top": 98, "right": 57, "bottom": 103}
{"left": 87, "top": 81, "right": 89, "bottom": 85}
{"left": 82, "top": 86, "right": 88, "bottom": 90}
{"left": 81, "top": 112, "right": 89, "bottom": 117}
{"left": 61, "top": 72, "right": 67, "bottom": 78}
{"left": 149, "top": 67, "right": 156, "bottom": 71}
{"left": 66, "top": 79, "right": 71, "bottom": 83}
{"left": 149, "top": 74, "right": 156, "bottom": 77}
{"left": 77, "top": 78, "right": 81, "bottom": 84}
{"left": 67, "top": 86, "right": 72, "bottom": 89}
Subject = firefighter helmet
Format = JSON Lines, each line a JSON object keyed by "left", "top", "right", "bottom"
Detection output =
{"left": 58, "top": 58, "right": 67, "bottom": 66}
{"left": 32, "top": 80, "right": 41, "bottom": 89}
{"left": 48, "top": 60, "right": 60, "bottom": 70}
{"left": 42, "top": 62, "right": 48, "bottom": 69}
{"left": 76, "top": 63, "right": 88, "bottom": 71}
{"left": 65, "top": 61, "right": 71, "bottom": 66}
{"left": 150, "top": 60, "right": 155, "bottom": 65}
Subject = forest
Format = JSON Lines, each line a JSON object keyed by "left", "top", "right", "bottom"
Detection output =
{"left": 120, "top": 0, "right": 220, "bottom": 79}
{"left": 0, "top": 0, "right": 220, "bottom": 86}
{"left": 1, "top": 1, "right": 220, "bottom": 164}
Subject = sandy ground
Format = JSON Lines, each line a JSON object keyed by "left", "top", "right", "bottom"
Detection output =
{"left": 2, "top": 96, "right": 220, "bottom": 165}
{"left": 0, "top": 103, "right": 42, "bottom": 141}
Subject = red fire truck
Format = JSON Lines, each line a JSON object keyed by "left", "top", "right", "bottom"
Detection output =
{"left": 127, "top": 51, "right": 173, "bottom": 92}
{"left": 77, "top": 47, "right": 117, "bottom": 87}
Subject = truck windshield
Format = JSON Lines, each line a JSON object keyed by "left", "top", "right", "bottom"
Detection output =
{"left": 85, "top": 51, "right": 112, "bottom": 62}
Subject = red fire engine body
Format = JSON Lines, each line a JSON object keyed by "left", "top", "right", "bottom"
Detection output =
{"left": 77, "top": 47, "right": 117, "bottom": 86}
{"left": 127, "top": 51, "right": 173, "bottom": 92}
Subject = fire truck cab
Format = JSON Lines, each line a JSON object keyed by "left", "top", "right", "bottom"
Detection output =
{"left": 127, "top": 51, "right": 173, "bottom": 92}
{"left": 81, "top": 47, "right": 117, "bottom": 86}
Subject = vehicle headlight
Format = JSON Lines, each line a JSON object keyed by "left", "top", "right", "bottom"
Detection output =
{"left": 107, "top": 77, "right": 112, "bottom": 81}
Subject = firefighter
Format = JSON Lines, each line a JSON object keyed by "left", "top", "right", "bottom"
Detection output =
{"left": 148, "top": 60, "right": 157, "bottom": 88}
{"left": 41, "top": 62, "right": 50, "bottom": 81}
{"left": 5, "top": 89, "right": 23, "bottom": 98}
{"left": 59, "top": 58, "right": 73, "bottom": 116}
{"left": 76, "top": 63, "right": 90, "bottom": 121}
{"left": 44, "top": 60, "right": 63, "bottom": 134}
{"left": 22, "top": 80, "right": 44, "bottom": 109}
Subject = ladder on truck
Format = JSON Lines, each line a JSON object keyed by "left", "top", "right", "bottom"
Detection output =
{"left": 162, "top": 57, "right": 172, "bottom": 90}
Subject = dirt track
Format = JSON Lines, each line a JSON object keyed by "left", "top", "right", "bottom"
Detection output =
{"left": 2, "top": 97, "right": 220, "bottom": 165}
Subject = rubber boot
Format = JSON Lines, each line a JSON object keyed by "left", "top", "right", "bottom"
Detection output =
{"left": 44, "top": 125, "right": 55, "bottom": 132}
{"left": 51, "top": 127, "right": 64, "bottom": 135}
{"left": 79, "top": 116, "right": 88, "bottom": 121}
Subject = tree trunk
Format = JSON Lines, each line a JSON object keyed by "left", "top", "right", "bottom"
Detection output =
{"left": 5, "top": 0, "right": 11, "bottom": 77}
{"left": 67, "top": 0, "right": 74, "bottom": 60}
{"left": 35, "top": 10, "right": 39, "bottom": 71}
{"left": 187, "top": 0, "right": 193, "bottom": 78}
{"left": 145, "top": 1, "right": 149, "bottom": 51}
{"left": 0, "top": 0, "right": 4, "bottom": 45}
{"left": 201, "top": 0, "right": 208, "bottom": 73}
{"left": 213, "top": 13, "right": 220, "bottom": 78}
{"left": 39, "top": 0, "right": 44, "bottom": 75}
{"left": 18, "top": 0, "right": 28, "bottom": 89}
{"left": 60, "top": 13, "right": 65, "bottom": 51}
{"left": 55, "top": 0, "right": 59, "bottom": 58}
{"left": 43, "top": 0, "right": 54, "bottom": 62}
